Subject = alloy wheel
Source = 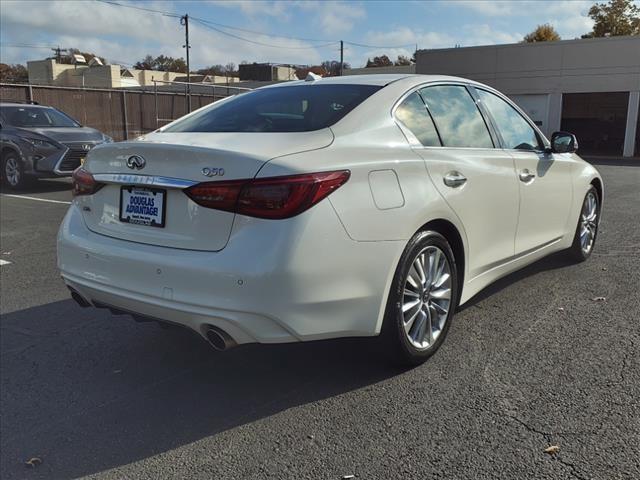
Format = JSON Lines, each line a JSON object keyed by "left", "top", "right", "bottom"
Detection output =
{"left": 580, "top": 191, "right": 598, "bottom": 255}
{"left": 5, "top": 157, "right": 20, "bottom": 187}
{"left": 402, "top": 246, "right": 452, "bottom": 350}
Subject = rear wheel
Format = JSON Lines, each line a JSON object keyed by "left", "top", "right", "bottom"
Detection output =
{"left": 382, "top": 230, "right": 459, "bottom": 366}
{"left": 567, "top": 186, "right": 600, "bottom": 262}
{"left": 2, "top": 153, "right": 28, "bottom": 190}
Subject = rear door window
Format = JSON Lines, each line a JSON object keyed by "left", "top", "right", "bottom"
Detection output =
{"left": 164, "top": 84, "right": 382, "bottom": 133}
{"left": 394, "top": 92, "right": 441, "bottom": 146}
{"left": 475, "top": 89, "right": 542, "bottom": 151}
{"left": 419, "top": 85, "right": 494, "bottom": 148}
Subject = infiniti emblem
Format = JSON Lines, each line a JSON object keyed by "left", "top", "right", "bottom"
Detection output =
{"left": 126, "top": 155, "right": 146, "bottom": 170}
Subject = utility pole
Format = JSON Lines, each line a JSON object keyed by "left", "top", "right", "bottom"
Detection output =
{"left": 51, "top": 46, "right": 67, "bottom": 63}
{"left": 340, "top": 40, "right": 344, "bottom": 76}
{"left": 180, "top": 14, "right": 192, "bottom": 112}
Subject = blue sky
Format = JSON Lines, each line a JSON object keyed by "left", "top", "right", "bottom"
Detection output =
{"left": 0, "top": 0, "right": 631, "bottom": 69}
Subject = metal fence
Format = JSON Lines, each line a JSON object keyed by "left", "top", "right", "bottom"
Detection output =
{"left": 0, "top": 82, "right": 251, "bottom": 141}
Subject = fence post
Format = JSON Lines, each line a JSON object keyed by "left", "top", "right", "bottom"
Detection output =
{"left": 28, "top": 84, "right": 33, "bottom": 103}
{"left": 154, "top": 80, "right": 158, "bottom": 128}
{"left": 122, "top": 91, "right": 129, "bottom": 141}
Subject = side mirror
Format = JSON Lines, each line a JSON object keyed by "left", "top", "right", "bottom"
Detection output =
{"left": 550, "top": 131, "right": 578, "bottom": 153}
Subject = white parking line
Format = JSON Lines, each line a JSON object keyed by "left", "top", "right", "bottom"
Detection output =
{"left": 0, "top": 259, "right": 11, "bottom": 266}
{"left": 1, "top": 194, "right": 71, "bottom": 205}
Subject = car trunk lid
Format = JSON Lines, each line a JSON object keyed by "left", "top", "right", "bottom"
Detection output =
{"left": 77, "top": 130, "right": 333, "bottom": 251}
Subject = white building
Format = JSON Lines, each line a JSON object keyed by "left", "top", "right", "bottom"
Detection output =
{"left": 416, "top": 35, "right": 640, "bottom": 157}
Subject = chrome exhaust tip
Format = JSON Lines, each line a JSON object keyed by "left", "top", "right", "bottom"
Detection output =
{"left": 205, "top": 327, "right": 237, "bottom": 351}
{"left": 69, "top": 288, "right": 91, "bottom": 308}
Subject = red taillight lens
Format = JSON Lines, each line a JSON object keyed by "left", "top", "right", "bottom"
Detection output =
{"left": 72, "top": 168, "right": 102, "bottom": 196}
{"left": 185, "top": 170, "right": 350, "bottom": 219}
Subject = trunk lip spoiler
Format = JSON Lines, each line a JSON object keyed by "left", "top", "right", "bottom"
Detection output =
{"left": 92, "top": 174, "right": 197, "bottom": 189}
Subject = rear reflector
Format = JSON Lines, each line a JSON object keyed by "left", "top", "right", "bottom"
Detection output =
{"left": 185, "top": 170, "right": 350, "bottom": 219}
{"left": 72, "top": 168, "right": 103, "bottom": 196}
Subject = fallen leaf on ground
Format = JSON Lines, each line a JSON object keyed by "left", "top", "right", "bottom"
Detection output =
{"left": 557, "top": 307, "right": 565, "bottom": 312}
{"left": 544, "top": 445, "right": 560, "bottom": 455}
{"left": 25, "top": 457, "right": 42, "bottom": 468}
{"left": 342, "top": 476, "right": 355, "bottom": 479}
{"left": 591, "top": 296, "right": 607, "bottom": 302}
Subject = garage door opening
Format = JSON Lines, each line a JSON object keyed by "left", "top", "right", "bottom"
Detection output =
{"left": 561, "top": 92, "right": 629, "bottom": 156}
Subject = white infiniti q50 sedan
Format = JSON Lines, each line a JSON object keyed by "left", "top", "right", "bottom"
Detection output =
{"left": 57, "top": 74, "right": 603, "bottom": 365}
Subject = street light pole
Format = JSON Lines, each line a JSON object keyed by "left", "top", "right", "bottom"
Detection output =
{"left": 181, "top": 14, "right": 192, "bottom": 112}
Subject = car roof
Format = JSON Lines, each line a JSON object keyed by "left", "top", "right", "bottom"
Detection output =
{"left": 266, "top": 74, "right": 473, "bottom": 88}
{"left": 0, "top": 102, "right": 50, "bottom": 108}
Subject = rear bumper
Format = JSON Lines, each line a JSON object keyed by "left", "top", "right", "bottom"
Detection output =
{"left": 57, "top": 202, "right": 404, "bottom": 345}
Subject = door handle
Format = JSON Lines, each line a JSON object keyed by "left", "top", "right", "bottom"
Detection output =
{"left": 443, "top": 171, "right": 467, "bottom": 188}
{"left": 519, "top": 169, "right": 536, "bottom": 182}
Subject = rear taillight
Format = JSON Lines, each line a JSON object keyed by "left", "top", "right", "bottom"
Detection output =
{"left": 72, "top": 168, "right": 103, "bottom": 196}
{"left": 185, "top": 170, "right": 350, "bottom": 219}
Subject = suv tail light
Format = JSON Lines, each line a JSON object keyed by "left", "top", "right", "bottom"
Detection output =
{"left": 72, "top": 168, "right": 103, "bottom": 196}
{"left": 184, "top": 170, "right": 350, "bottom": 219}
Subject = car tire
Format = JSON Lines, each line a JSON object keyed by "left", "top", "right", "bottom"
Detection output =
{"left": 382, "top": 230, "right": 459, "bottom": 366}
{"left": 567, "top": 186, "right": 600, "bottom": 262}
{"left": 2, "top": 152, "right": 29, "bottom": 190}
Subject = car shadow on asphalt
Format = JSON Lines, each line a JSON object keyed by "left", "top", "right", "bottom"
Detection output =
{"left": 0, "top": 178, "right": 72, "bottom": 195}
{"left": 0, "top": 299, "right": 400, "bottom": 479}
{"left": 459, "top": 250, "right": 575, "bottom": 310}
{"left": 583, "top": 156, "right": 640, "bottom": 167}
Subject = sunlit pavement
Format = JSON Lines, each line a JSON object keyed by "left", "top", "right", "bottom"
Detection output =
{"left": 1, "top": 162, "right": 638, "bottom": 479}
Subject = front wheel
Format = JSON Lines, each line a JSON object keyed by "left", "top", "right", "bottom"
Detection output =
{"left": 567, "top": 186, "right": 600, "bottom": 262}
{"left": 382, "top": 230, "right": 459, "bottom": 366}
{"left": 2, "top": 153, "right": 28, "bottom": 190}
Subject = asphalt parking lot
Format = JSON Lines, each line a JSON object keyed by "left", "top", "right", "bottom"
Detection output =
{"left": 1, "top": 160, "right": 639, "bottom": 480}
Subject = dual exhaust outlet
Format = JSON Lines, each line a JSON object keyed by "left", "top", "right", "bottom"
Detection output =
{"left": 69, "top": 287, "right": 236, "bottom": 351}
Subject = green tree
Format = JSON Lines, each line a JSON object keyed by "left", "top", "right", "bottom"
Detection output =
{"left": 0, "top": 63, "right": 28, "bottom": 82}
{"left": 523, "top": 24, "right": 561, "bottom": 42}
{"left": 365, "top": 55, "right": 393, "bottom": 68}
{"left": 321, "top": 60, "right": 351, "bottom": 76}
{"left": 133, "top": 55, "right": 187, "bottom": 73}
{"left": 395, "top": 55, "right": 412, "bottom": 66}
{"left": 583, "top": 0, "right": 640, "bottom": 37}
{"left": 197, "top": 64, "right": 226, "bottom": 76}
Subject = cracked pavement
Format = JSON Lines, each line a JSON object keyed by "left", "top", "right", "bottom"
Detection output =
{"left": 1, "top": 160, "right": 639, "bottom": 479}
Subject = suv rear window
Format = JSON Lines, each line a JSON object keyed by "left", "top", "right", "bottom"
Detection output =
{"left": 163, "top": 84, "right": 382, "bottom": 133}
{"left": 1, "top": 106, "right": 79, "bottom": 128}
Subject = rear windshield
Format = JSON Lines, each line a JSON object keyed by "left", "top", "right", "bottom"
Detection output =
{"left": 1, "top": 106, "right": 80, "bottom": 127}
{"left": 163, "top": 84, "right": 382, "bottom": 133}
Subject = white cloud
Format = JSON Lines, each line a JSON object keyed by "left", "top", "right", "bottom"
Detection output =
{"left": 460, "top": 24, "right": 522, "bottom": 46}
{"left": 294, "top": 1, "right": 366, "bottom": 36}
{"left": 441, "top": 0, "right": 596, "bottom": 39}
{"left": 0, "top": 0, "right": 329, "bottom": 69}
{"left": 210, "top": 0, "right": 292, "bottom": 21}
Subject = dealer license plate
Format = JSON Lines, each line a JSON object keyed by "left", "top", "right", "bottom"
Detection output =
{"left": 119, "top": 186, "right": 166, "bottom": 228}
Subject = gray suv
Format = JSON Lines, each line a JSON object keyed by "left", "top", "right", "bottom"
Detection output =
{"left": 0, "top": 102, "right": 112, "bottom": 189}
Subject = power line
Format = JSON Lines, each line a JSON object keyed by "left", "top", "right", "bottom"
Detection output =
{"left": 96, "top": 0, "right": 180, "bottom": 18}
{"left": 0, "top": 43, "right": 57, "bottom": 49}
{"left": 195, "top": 18, "right": 332, "bottom": 43}
{"left": 192, "top": 18, "right": 339, "bottom": 50}
{"left": 95, "top": 0, "right": 412, "bottom": 51}
{"left": 344, "top": 41, "right": 417, "bottom": 50}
